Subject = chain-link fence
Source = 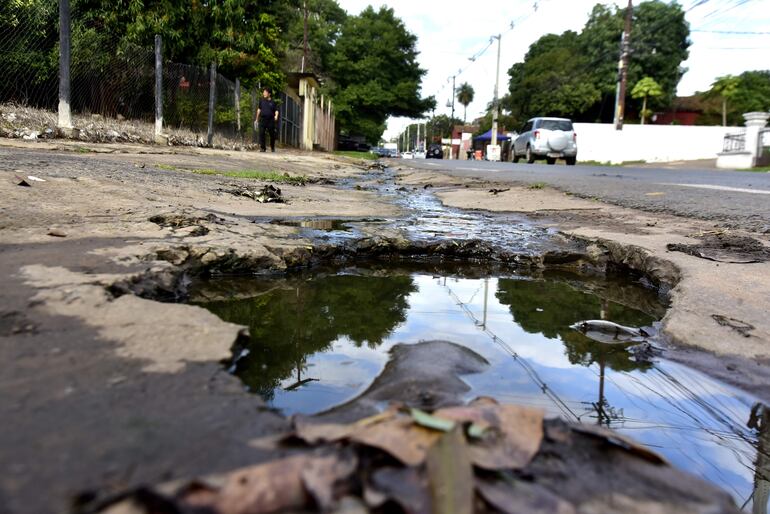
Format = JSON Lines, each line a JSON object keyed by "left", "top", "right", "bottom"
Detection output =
{"left": 0, "top": 0, "right": 276, "bottom": 147}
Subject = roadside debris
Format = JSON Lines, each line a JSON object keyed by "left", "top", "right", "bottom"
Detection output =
{"left": 85, "top": 397, "right": 738, "bottom": 514}
{"left": 220, "top": 184, "right": 284, "bottom": 203}
{"left": 47, "top": 229, "right": 67, "bottom": 238}
{"left": 488, "top": 188, "right": 509, "bottom": 195}
{"left": 712, "top": 314, "right": 755, "bottom": 338}
{"left": 667, "top": 232, "right": 770, "bottom": 264}
{"left": 14, "top": 175, "right": 31, "bottom": 187}
{"left": 570, "top": 319, "right": 650, "bottom": 344}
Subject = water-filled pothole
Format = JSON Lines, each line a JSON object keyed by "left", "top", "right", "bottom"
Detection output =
{"left": 191, "top": 265, "right": 768, "bottom": 510}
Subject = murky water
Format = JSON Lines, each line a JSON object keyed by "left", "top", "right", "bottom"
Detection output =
{"left": 193, "top": 268, "right": 769, "bottom": 511}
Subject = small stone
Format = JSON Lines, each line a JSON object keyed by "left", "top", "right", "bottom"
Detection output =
{"left": 47, "top": 229, "right": 67, "bottom": 238}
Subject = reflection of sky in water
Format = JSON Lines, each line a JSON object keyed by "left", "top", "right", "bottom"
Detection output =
{"left": 203, "top": 274, "right": 767, "bottom": 510}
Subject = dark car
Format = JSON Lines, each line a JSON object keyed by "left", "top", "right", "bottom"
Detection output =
{"left": 427, "top": 143, "right": 443, "bottom": 159}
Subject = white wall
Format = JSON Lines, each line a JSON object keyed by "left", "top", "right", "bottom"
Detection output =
{"left": 573, "top": 123, "right": 739, "bottom": 164}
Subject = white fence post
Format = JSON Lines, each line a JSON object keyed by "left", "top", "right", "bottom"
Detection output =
{"left": 154, "top": 35, "right": 164, "bottom": 142}
{"left": 207, "top": 62, "right": 216, "bottom": 146}
{"left": 57, "top": 0, "right": 73, "bottom": 133}
{"left": 235, "top": 78, "right": 241, "bottom": 136}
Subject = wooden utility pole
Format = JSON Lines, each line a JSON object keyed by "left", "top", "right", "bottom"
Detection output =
{"left": 450, "top": 75, "right": 456, "bottom": 122}
{"left": 613, "top": 0, "right": 633, "bottom": 130}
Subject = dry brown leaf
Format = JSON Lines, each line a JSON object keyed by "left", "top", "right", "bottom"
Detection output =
{"left": 369, "top": 466, "right": 432, "bottom": 514}
{"left": 475, "top": 477, "right": 576, "bottom": 514}
{"left": 182, "top": 455, "right": 310, "bottom": 514}
{"left": 572, "top": 424, "right": 667, "bottom": 465}
{"left": 434, "top": 401, "right": 544, "bottom": 470}
{"left": 350, "top": 415, "right": 442, "bottom": 466}
{"left": 292, "top": 416, "right": 356, "bottom": 445}
{"left": 300, "top": 452, "right": 358, "bottom": 510}
{"left": 426, "top": 427, "right": 473, "bottom": 514}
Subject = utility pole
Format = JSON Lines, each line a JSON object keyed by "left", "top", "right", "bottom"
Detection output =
{"left": 613, "top": 0, "right": 633, "bottom": 130}
{"left": 450, "top": 75, "right": 456, "bottom": 122}
{"left": 406, "top": 124, "right": 410, "bottom": 151}
{"left": 302, "top": 0, "right": 309, "bottom": 72}
{"left": 491, "top": 34, "right": 502, "bottom": 148}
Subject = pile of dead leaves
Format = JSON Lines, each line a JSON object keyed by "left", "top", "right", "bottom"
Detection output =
{"left": 88, "top": 398, "right": 671, "bottom": 514}
{"left": 88, "top": 399, "right": 543, "bottom": 513}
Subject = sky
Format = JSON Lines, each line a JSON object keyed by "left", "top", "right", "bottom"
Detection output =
{"left": 335, "top": 0, "right": 770, "bottom": 140}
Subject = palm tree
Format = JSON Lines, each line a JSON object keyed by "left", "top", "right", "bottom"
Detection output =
{"left": 631, "top": 77, "right": 663, "bottom": 125}
{"left": 456, "top": 82, "right": 475, "bottom": 123}
{"left": 709, "top": 75, "right": 741, "bottom": 127}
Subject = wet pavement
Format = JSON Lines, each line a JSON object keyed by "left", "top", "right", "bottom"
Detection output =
{"left": 192, "top": 268, "right": 769, "bottom": 511}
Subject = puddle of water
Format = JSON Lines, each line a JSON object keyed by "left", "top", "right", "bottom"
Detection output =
{"left": 271, "top": 218, "right": 352, "bottom": 231}
{"left": 192, "top": 268, "right": 769, "bottom": 511}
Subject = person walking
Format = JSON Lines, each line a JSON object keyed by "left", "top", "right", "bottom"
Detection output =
{"left": 257, "top": 87, "right": 279, "bottom": 152}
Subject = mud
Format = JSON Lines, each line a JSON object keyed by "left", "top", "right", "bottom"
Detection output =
{"left": 667, "top": 232, "right": 770, "bottom": 264}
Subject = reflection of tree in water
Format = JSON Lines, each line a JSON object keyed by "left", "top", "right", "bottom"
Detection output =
{"left": 495, "top": 277, "right": 657, "bottom": 373}
{"left": 202, "top": 275, "right": 417, "bottom": 400}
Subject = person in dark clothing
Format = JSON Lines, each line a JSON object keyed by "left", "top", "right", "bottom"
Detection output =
{"left": 257, "top": 87, "right": 279, "bottom": 152}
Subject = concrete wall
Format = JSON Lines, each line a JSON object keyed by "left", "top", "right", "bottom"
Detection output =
{"left": 572, "top": 123, "right": 740, "bottom": 164}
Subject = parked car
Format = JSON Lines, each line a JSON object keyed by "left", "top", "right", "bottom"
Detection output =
{"left": 401, "top": 151, "right": 414, "bottom": 159}
{"left": 370, "top": 147, "right": 390, "bottom": 158}
{"left": 414, "top": 151, "right": 426, "bottom": 159}
{"left": 387, "top": 149, "right": 400, "bottom": 158}
{"left": 427, "top": 143, "right": 444, "bottom": 159}
{"left": 512, "top": 117, "right": 577, "bottom": 165}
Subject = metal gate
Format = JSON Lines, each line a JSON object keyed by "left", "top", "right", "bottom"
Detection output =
{"left": 278, "top": 92, "right": 301, "bottom": 148}
{"left": 758, "top": 128, "right": 770, "bottom": 166}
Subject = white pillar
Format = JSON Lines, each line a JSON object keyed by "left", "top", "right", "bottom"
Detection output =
{"left": 744, "top": 112, "right": 769, "bottom": 167}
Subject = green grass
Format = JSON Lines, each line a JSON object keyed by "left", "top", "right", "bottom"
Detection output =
{"left": 158, "top": 164, "right": 307, "bottom": 185}
{"left": 190, "top": 168, "right": 307, "bottom": 185}
{"left": 528, "top": 182, "right": 547, "bottom": 190}
{"left": 333, "top": 151, "right": 378, "bottom": 161}
{"left": 73, "top": 146, "right": 95, "bottom": 154}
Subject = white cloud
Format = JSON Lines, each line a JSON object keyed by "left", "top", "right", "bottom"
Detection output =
{"left": 335, "top": 0, "right": 770, "bottom": 139}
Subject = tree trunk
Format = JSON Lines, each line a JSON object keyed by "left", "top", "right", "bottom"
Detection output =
{"left": 641, "top": 95, "right": 647, "bottom": 125}
{"left": 463, "top": 105, "right": 467, "bottom": 123}
{"left": 722, "top": 98, "right": 727, "bottom": 127}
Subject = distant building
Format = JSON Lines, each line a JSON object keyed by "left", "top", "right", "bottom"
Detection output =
{"left": 652, "top": 96, "right": 708, "bottom": 126}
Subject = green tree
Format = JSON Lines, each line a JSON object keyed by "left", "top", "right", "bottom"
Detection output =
{"left": 0, "top": 0, "right": 59, "bottom": 107}
{"left": 708, "top": 75, "right": 742, "bottom": 127}
{"left": 73, "top": 0, "right": 296, "bottom": 91}
{"left": 284, "top": 0, "right": 347, "bottom": 74}
{"left": 427, "top": 114, "right": 463, "bottom": 141}
{"left": 327, "top": 6, "right": 435, "bottom": 143}
{"left": 631, "top": 77, "right": 663, "bottom": 125}
{"left": 580, "top": 0, "right": 690, "bottom": 120}
{"left": 456, "top": 82, "right": 475, "bottom": 123}
{"left": 505, "top": 31, "right": 600, "bottom": 121}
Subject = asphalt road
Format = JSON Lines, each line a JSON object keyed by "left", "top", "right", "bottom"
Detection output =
{"left": 400, "top": 158, "right": 770, "bottom": 232}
